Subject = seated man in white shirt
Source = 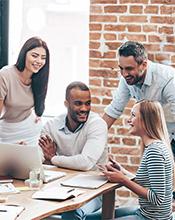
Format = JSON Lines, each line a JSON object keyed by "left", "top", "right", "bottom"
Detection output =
{"left": 39, "top": 81, "right": 108, "bottom": 220}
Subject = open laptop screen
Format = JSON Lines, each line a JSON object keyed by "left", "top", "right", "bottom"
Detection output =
{"left": 0, "top": 143, "right": 43, "bottom": 180}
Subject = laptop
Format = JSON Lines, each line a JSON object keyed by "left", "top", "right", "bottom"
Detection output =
{"left": 61, "top": 174, "right": 108, "bottom": 189}
{"left": 0, "top": 143, "right": 66, "bottom": 183}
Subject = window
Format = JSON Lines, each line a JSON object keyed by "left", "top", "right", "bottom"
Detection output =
{"left": 9, "top": 0, "right": 89, "bottom": 116}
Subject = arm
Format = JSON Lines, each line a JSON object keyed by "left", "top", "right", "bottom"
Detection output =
{"left": 0, "top": 99, "right": 3, "bottom": 115}
{"left": 102, "top": 113, "right": 116, "bottom": 129}
{"left": 104, "top": 77, "right": 131, "bottom": 128}
{"left": 103, "top": 165, "right": 148, "bottom": 199}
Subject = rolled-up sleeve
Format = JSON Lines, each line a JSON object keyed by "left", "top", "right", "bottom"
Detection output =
{"left": 105, "top": 77, "right": 131, "bottom": 119}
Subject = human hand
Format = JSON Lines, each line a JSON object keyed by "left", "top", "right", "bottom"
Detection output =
{"left": 35, "top": 116, "right": 41, "bottom": 123}
{"left": 39, "top": 134, "right": 57, "bottom": 161}
{"left": 103, "top": 164, "right": 126, "bottom": 183}
{"left": 108, "top": 155, "right": 121, "bottom": 171}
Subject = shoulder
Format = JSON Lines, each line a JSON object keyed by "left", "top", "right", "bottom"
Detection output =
{"left": 86, "top": 112, "right": 108, "bottom": 129}
{"left": 145, "top": 141, "right": 166, "bottom": 158}
{"left": 43, "top": 114, "right": 66, "bottom": 128}
{"left": 149, "top": 61, "right": 175, "bottom": 80}
{"left": 0, "top": 65, "right": 17, "bottom": 79}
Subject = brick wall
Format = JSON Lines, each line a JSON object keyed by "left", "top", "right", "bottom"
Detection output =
{"left": 89, "top": 0, "right": 175, "bottom": 203}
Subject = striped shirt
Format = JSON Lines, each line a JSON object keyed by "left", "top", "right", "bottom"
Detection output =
{"left": 135, "top": 141, "right": 173, "bottom": 220}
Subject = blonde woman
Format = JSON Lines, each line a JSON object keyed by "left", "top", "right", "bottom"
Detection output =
{"left": 103, "top": 100, "right": 174, "bottom": 220}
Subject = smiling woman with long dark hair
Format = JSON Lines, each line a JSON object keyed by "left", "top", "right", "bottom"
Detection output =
{"left": 0, "top": 36, "right": 50, "bottom": 145}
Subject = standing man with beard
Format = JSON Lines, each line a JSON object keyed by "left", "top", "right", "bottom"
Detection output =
{"left": 103, "top": 41, "right": 175, "bottom": 201}
{"left": 39, "top": 81, "right": 108, "bottom": 220}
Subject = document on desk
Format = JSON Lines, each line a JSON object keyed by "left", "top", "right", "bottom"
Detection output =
{"left": 32, "top": 186, "right": 84, "bottom": 201}
{"left": 60, "top": 174, "right": 108, "bottom": 189}
{"left": 0, "top": 204, "right": 25, "bottom": 220}
{"left": 0, "top": 183, "right": 20, "bottom": 194}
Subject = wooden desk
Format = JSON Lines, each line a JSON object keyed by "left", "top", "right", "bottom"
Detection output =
{"left": 5, "top": 168, "right": 120, "bottom": 220}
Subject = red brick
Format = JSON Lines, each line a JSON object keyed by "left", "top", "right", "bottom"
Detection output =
{"left": 89, "top": 24, "right": 102, "bottom": 31}
{"left": 163, "top": 45, "right": 175, "bottom": 52}
{"left": 171, "top": 56, "right": 175, "bottom": 63}
{"left": 90, "top": 33, "right": 101, "bottom": 40}
{"left": 151, "top": 16, "right": 175, "bottom": 24}
{"left": 130, "top": 156, "right": 141, "bottom": 164}
{"left": 89, "top": 42, "right": 100, "bottom": 49}
{"left": 89, "top": 59, "right": 101, "bottom": 68}
{"left": 108, "top": 137, "right": 121, "bottom": 144}
{"left": 127, "top": 25, "right": 141, "bottom": 32}
{"left": 122, "top": 138, "right": 136, "bottom": 146}
{"left": 117, "top": 128, "right": 130, "bottom": 136}
{"left": 103, "top": 51, "right": 116, "bottom": 59}
{"left": 90, "top": 15, "right": 117, "bottom": 22}
{"left": 160, "top": 5, "right": 175, "bottom": 14}
{"left": 90, "top": 69, "right": 118, "bottom": 78}
{"left": 143, "top": 25, "right": 157, "bottom": 32}
{"left": 120, "top": 16, "right": 148, "bottom": 23}
{"left": 106, "top": 42, "right": 122, "bottom": 50}
{"left": 111, "top": 147, "right": 141, "bottom": 156}
{"left": 91, "top": 0, "right": 117, "bottom": 3}
{"left": 104, "top": 24, "right": 126, "bottom": 32}
{"left": 151, "top": 0, "right": 174, "bottom": 4}
{"left": 166, "top": 36, "right": 175, "bottom": 43}
{"left": 115, "top": 155, "right": 128, "bottom": 163}
{"left": 130, "top": 6, "right": 143, "bottom": 14}
{"left": 100, "top": 60, "right": 118, "bottom": 69}
{"left": 148, "top": 35, "right": 162, "bottom": 42}
{"left": 159, "top": 26, "right": 173, "bottom": 34}
{"left": 104, "top": 6, "right": 127, "bottom": 13}
{"left": 144, "top": 6, "right": 159, "bottom": 14}
{"left": 104, "top": 33, "right": 116, "bottom": 40}
{"left": 144, "top": 44, "right": 160, "bottom": 51}
{"left": 90, "top": 87, "right": 112, "bottom": 97}
{"left": 103, "top": 79, "right": 119, "bottom": 87}
{"left": 90, "top": 5, "right": 103, "bottom": 14}
{"left": 91, "top": 96, "right": 101, "bottom": 104}
{"left": 89, "top": 78, "right": 102, "bottom": 86}
{"left": 89, "top": 50, "right": 102, "bottom": 58}
{"left": 155, "top": 54, "right": 170, "bottom": 63}
{"left": 113, "top": 118, "right": 123, "bottom": 126}
{"left": 118, "top": 34, "right": 146, "bottom": 42}
{"left": 102, "top": 98, "right": 112, "bottom": 105}
{"left": 120, "top": 0, "right": 148, "bottom": 3}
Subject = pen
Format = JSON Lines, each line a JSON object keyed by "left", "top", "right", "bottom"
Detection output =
{"left": 0, "top": 210, "right": 7, "bottom": 212}
{"left": 67, "top": 188, "right": 75, "bottom": 193}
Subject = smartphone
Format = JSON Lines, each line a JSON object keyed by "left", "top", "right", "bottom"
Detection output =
{"left": 109, "top": 157, "right": 121, "bottom": 171}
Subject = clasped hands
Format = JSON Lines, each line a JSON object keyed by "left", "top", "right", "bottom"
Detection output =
{"left": 39, "top": 134, "right": 57, "bottom": 161}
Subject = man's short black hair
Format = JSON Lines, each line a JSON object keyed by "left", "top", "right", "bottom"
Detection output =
{"left": 118, "top": 41, "right": 147, "bottom": 65}
{"left": 65, "top": 81, "right": 90, "bottom": 101}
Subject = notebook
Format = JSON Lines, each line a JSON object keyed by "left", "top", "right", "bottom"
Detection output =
{"left": 0, "top": 142, "right": 66, "bottom": 183}
{"left": 32, "top": 186, "right": 83, "bottom": 201}
{"left": 0, "top": 204, "right": 24, "bottom": 220}
{"left": 61, "top": 174, "right": 108, "bottom": 189}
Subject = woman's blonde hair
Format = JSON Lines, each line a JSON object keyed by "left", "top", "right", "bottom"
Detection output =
{"left": 138, "top": 100, "right": 173, "bottom": 160}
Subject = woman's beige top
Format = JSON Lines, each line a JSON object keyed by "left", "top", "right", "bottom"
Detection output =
{"left": 0, "top": 65, "right": 34, "bottom": 122}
